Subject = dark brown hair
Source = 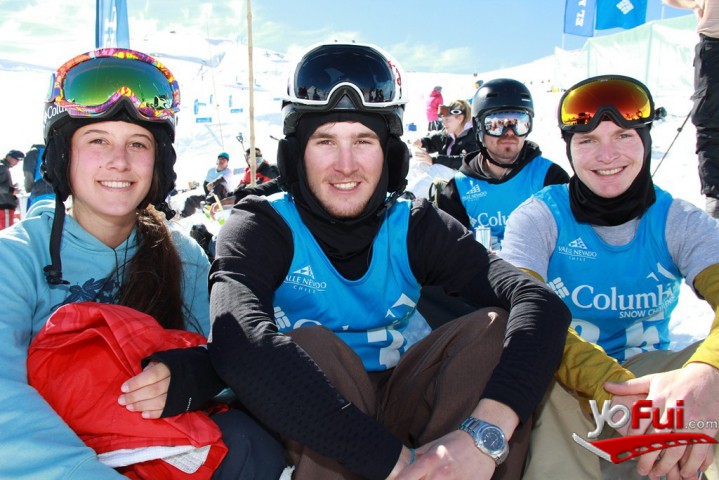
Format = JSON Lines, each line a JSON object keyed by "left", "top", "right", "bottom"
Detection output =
{"left": 118, "top": 205, "right": 185, "bottom": 330}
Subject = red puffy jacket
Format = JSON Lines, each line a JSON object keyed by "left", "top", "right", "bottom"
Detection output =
{"left": 27, "top": 302, "right": 227, "bottom": 480}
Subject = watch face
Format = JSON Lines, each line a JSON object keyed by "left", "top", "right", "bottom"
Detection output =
{"left": 481, "top": 425, "right": 505, "bottom": 453}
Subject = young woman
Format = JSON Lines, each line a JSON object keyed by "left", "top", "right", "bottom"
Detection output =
{"left": 412, "top": 99, "right": 479, "bottom": 170}
{"left": 0, "top": 48, "right": 284, "bottom": 479}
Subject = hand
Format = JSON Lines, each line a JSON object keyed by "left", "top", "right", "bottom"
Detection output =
{"left": 602, "top": 391, "right": 646, "bottom": 437}
{"left": 604, "top": 363, "right": 719, "bottom": 479}
{"left": 385, "top": 446, "right": 414, "bottom": 480}
{"left": 118, "top": 361, "right": 171, "bottom": 419}
{"left": 395, "top": 430, "right": 496, "bottom": 480}
{"left": 413, "top": 148, "right": 433, "bottom": 165}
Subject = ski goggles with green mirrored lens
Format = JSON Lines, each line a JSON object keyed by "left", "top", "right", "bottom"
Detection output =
{"left": 46, "top": 48, "right": 180, "bottom": 123}
{"left": 285, "top": 43, "right": 405, "bottom": 109}
{"left": 558, "top": 75, "right": 654, "bottom": 133}
{"left": 481, "top": 110, "right": 532, "bottom": 137}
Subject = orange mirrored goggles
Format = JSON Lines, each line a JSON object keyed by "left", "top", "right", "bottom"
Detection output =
{"left": 558, "top": 75, "right": 654, "bottom": 133}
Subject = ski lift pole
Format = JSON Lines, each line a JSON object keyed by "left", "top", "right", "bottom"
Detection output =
{"left": 246, "top": 0, "right": 257, "bottom": 187}
{"left": 652, "top": 110, "right": 692, "bottom": 177}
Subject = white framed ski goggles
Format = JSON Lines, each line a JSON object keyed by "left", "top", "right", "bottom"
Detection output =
{"left": 438, "top": 105, "right": 466, "bottom": 117}
{"left": 481, "top": 110, "right": 532, "bottom": 137}
{"left": 285, "top": 43, "right": 406, "bottom": 109}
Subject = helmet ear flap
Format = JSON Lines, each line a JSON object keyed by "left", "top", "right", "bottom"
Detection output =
{"left": 277, "top": 137, "right": 300, "bottom": 190}
{"left": 386, "top": 136, "right": 409, "bottom": 194}
{"left": 43, "top": 128, "right": 72, "bottom": 201}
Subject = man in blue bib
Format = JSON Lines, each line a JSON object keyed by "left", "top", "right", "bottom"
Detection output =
{"left": 502, "top": 75, "right": 719, "bottom": 479}
{"left": 207, "top": 43, "right": 572, "bottom": 480}
{"left": 437, "top": 79, "right": 569, "bottom": 251}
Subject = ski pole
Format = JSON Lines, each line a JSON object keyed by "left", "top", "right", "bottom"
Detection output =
{"left": 652, "top": 110, "right": 692, "bottom": 177}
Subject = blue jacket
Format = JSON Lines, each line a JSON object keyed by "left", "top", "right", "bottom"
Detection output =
{"left": 0, "top": 200, "right": 210, "bottom": 479}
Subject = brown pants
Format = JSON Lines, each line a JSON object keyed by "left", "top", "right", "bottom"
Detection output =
{"left": 285, "top": 308, "right": 531, "bottom": 480}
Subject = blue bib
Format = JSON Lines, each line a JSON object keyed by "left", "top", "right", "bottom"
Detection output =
{"left": 269, "top": 193, "right": 425, "bottom": 371}
{"left": 455, "top": 156, "right": 553, "bottom": 249}
{"left": 540, "top": 184, "right": 681, "bottom": 362}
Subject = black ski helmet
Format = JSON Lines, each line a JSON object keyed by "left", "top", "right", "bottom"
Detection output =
{"left": 41, "top": 48, "right": 180, "bottom": 284}
{"left": 471, "top": 78, "right": 534, "bottom": 143}
{"left": 279, "top": 42, "right": 410, "bottom": 194}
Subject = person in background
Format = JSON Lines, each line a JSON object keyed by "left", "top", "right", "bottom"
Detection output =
{"left": 501, "top": 74, "right": 719, "bottom": 479}
{"left": 0, "top": 48, "right": 285, "bottom": 479}
{"left": 23, "top": 143, "right": 54, "bottom": 208}
{"left": 237, "top": 147, "right": 279, "bottom": 186}
{"left": 437, "top": 79, "right": 569, "bottom": 251}
{"left": 412, "top": 99, "right": 479, "bottom": 171}
{"left": 0, "top": 149, "right": 24, "bottom": 229}
{"left": 207, "top": 41, "right": 571, "bottom": 480}
{"left": 426, "top": 85, "right": 443, "bottom": 132}
{"left": 663, "top": 0, "right": 719, "bottom": 218}
{"left": 203, "top": 152, "right": 233, "bottom": 195}
{"left": 220, "top": 148, "right": 282, "bottom": 208}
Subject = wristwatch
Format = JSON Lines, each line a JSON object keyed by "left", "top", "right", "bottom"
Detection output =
{"left": 458, "top": 417, "right": 509, "bottom": 465}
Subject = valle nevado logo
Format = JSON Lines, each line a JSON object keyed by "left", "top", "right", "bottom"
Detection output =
{"left": 557, "top": 236, "right": 598, "bottom": 261}
{"left": 283, "top": 264, "right": 327, "bottom": 293}
{"left": 461, "top": 183, "right": 488, "bottom": 201}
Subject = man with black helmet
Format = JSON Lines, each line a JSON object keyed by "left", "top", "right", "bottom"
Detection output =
{"left": 208, "top": 42, "right": 571, "bottom": 479}
{"left": 436, "top": 79, "right": 568, "bottom": 251}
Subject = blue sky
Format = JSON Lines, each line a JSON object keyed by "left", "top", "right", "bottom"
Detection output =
{"left": 0, "top": 0, "right": 693, "bottom": 73}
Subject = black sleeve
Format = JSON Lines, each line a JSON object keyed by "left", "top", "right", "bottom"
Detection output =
{"left": 144, "top": 346, "right": 225, "bottom": 417}
{"left": 432, "top": 154, "right": 463, "bottom": 170}
{"left": 207, "top": 197, "right": 402, "bottom": 480}
{"left": 407, "top": 200, "right": 571, "bottom": 424}
{"left": 421, "top": 131, "right": 447, "bottom": 154}
{"left": 436, "top": 178, "right": 471, "bottom": 229}
{"left": 544, "top": 163, "right": 570, "bottom": 186}
{"left": 233, "top": 177, "right": 282, "bottom": 201}
{"left": 267, "top": 164, "right": 280, "bottom": 179}
{"left": 0, "top": 166, "right": 11, "bottom": 194}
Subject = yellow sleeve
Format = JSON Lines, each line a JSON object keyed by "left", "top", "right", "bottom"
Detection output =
{"left": 686, "top": 264, "right": 719, "bottom": 369}
{"left": 520, "top": 268, "right": 635, "bottom": 404}
{"left": 558, "top": 329, "right": 635, "bottom": 405}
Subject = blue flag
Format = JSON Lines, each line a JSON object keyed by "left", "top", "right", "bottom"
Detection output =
{"left": 564, "top": 0, "right": 597, "bottom": 37}
{"left": 95, "top": 0, "right": 130, "bottom": 48}
{"left": 596, "top": 0, "right": 648, "bottom": 30}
